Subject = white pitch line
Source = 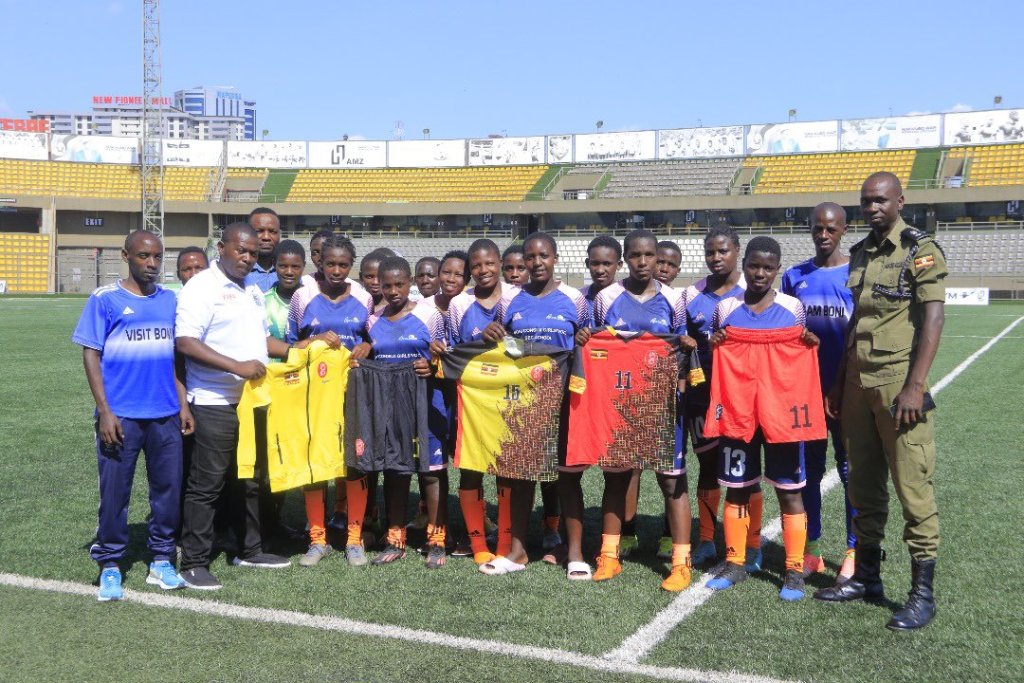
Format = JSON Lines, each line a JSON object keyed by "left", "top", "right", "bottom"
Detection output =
{"left": 0, "top": 572, "right": 797, "bottom": 683}
{"left": 605, "top": 315, "right": 1024, "bottom": 664}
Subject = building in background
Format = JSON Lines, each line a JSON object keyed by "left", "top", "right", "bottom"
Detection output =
{"left": 174, "top": 86, "right": 256, "bottom": 140}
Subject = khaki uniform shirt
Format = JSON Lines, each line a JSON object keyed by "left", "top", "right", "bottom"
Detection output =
{"left": 845, "top": 218, "right": 947, "bottom": 388}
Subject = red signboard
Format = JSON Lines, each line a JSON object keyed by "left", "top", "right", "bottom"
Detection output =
{"left": 1, "top": 118, "right": 49, "bottom": 133}
{"left": 92, "top": 95, "right": 172, "bottom": 107}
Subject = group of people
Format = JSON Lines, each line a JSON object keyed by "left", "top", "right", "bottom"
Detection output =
{"left": 74, "top": 171, "right": 946, "bottom": 631}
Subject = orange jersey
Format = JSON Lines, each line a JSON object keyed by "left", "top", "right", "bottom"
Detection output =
{"left": 704, "top": 325, "right": 825, "bottom": 443}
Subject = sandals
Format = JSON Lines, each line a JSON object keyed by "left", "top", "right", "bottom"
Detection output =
{"left": 567, "top": 560, "right": 592, "bottom": 581}
{"left": 479, "top": 556, "right": 527, "bottom": 575}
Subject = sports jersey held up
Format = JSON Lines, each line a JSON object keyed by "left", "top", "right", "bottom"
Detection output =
{"left": 566, "top": 330, "right": 684, "bottom": 470}
{"left": 439, "top": 339, "right": 572, "bottom": 482}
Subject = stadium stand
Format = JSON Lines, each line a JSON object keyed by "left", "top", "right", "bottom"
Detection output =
{"left": 568, "top": 159, "right": 741, "bottom": 198}
{"left": 742, "top": 150, "right": 916, "bottom": 194}
{"left": 285, "top": 166, "right": 549, "bottom": 203}
{"left": 0, "top": 233, "right": 49, "bottom": 292}
{"left": 0, "top": 160, "right": 211, "bottom": 201}
{"left": 948, "top": 144, "right": 1024, "bottom": 187}
{"left": 343, "top": 236, "right": 513, "bottom": 269}
{"left": 938, "top": 230, "right": 1024, "bottom": 274}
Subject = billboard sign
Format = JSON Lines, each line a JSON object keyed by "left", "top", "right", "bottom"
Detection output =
{"left": 227, "top": 140, "right": 307, "bottom": 168}
{"left": 308, "top": 140, "right": 387, "bottom": 168}
{"left": 746, "top": 120, "right": 839, "bottom": 155}
{"left": 943, "top": 109, "right": 1024, "bottom": 145}
{"left": 50, "top": 135, "right": 139, "bottom": 163}
{"left": 574, "top": 131, "right": 657, "bottom": 162}
{"left": 163, "top": 139, "right": 224, "bottom": 166}
{"left": 546, "top": 134, "right": 573, "bottom": 164}
{"left": 467, "top": 136, "right": 545, "bottom": 165}
{"left": 92, "top": 95, "right": 172, "bottom": 107}
{"left": 659, "top": 125, "right": 744, "bottom": 158}
{"left": 387, "top": 139, "right": 465, "bottom": 167}
{"left": 0, "top": 130, "right": 49, "bottom": 160}
{"left": 1, "top": 118, "right": 49, "bottom": 133}
{"left": 841, "top": 115, "right": 941, "bottom": 150}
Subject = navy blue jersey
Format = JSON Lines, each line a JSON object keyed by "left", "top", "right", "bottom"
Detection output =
{"left": 367, "top": 305, "right": 445, "bottom": 362}
{"left": 682, "top": 276, "right": 745, "bottom": 371}
{"left": 499, "top": 282, "right": 590, "bottom": 350}
{"left": 447, "top": 284, "right": 520, "bottom": 346}
{"left": 711, "top": 291, "right": 806, "bottom": 331}
{"left": 288, "top": 290, "right": 372, "bottom": 351}
{"left": 591, "top": 281, "right": 686, "bottom": 335}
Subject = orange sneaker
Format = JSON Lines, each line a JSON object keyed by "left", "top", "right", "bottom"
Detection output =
{"left": 661, "top": 564, "right": 692, "bottom": 592}
{"left": 593, "top": 555, "right": 622, "bottom": 582}
{"left": 838, "top": 549, "right": 855, "bottom": 581}
{"left": 802, "top": 553, "right": 825, "bottom": 578}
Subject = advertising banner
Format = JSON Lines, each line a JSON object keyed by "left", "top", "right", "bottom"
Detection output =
{"left": 546, "top": 134, "right": 574, "bottom": 164}
{"left": 163, "top": 139, "right": 224, "bottom": 167}
{"left": 574, "top": 131, "right": 657, "bottom": 162}
{"left": 50, "top": 135, "right": 139, "bottom": 163}
{"left": 945, "top": 287, "right": 989, "bottom": 305}
{"left": 1, "top": 118, "right": 49, "bottom": 133}
{"left": 659, "top": 125, "right": 744, "bottom": 158}
{"left": 468, "top": 136, "right": 545, "bottom": 165}
{"left": 746, "top": 120, "right": 839, "bottom": 155}
{"left": 308, "top": 140, "right": 387, "bottom": 168}
{"left": 943, "top": 109, "right": 1024, "bottom": 145}
{"left": 227, "top": 140, "right": 307, "bottom": 168}
{"left": 0, "top": 130, "right": 49, "bottom": 160}
{"left": 387, "top": 139, "right": 465, "bottom": 167}
{"left": 841, "top": 115, "right": 941, "bottom": 150}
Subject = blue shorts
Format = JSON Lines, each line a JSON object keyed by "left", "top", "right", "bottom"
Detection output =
{"left": 657, "top": 392, "right": 687, "bottom": 476}
{"left": 717, "top": 431, "right": 805, "bottom": 490}
{"left": 425, "top": 381, "right": 451, "bottom": 472}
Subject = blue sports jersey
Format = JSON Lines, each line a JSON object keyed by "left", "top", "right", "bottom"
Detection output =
{"left": 71, "top": 283, "right": 180, "bottom": 419}
{"left": 289, "top": 293, "right": 371, "bottom": 350}
{"left": 244, "top": 263, "right": 277, "bottom": 292}
{"left": 592, "top": 281, "right": 686, "bottom": 335}
{"left": 367, "top": 305, "right": 445, "bottom": 362}
{"left": 712, "top": 291, "right": 806, "bottom": 331}
{"left": 499, "top": 282, "right": 590, "bottom": 350}
{"left": 683, "top": 277, "right": 745, "bottom": 371}
{"left": 447, "top": 284, "right": 519, "bottom": 346}
{"left": 781, "top": 260, "right": 853, "bottom": 394}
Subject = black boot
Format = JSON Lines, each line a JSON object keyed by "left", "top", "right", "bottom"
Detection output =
{"left": 814, "top": 544, "right": 885, "bottom": 602}
{"left": 886, "top": 559, "right": 936, "bottom": 631}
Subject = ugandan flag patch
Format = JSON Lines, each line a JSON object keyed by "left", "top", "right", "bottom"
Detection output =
{"left": 914, "top": 255, "right": 935, "bottom": 271}
{"left": 589, "top": 349, "right": 609, "bottom": 360}
{"left": 480, "top": 363, "right": 499, "bottom": 376}
{"left": 568, "top": 375, "right": 587, "bottom": 394}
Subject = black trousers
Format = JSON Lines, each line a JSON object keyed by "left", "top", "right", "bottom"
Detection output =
{"left": 180, "top": 403, "right": 264, "bottom": 570}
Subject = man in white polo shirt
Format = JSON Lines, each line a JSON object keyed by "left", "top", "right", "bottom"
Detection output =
{"left": 176, "top": 222, "right": 292, "bottom": 590}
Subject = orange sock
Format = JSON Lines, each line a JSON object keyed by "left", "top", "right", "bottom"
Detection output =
{"left": 346, "top": 477, "right": 368, "bottom": 547}
{"left": 497, "top": 483, "right": 512, "bottom": 557}
{"left": 696, "top": 488, "right": 721, "bottom": 543}
{"left": 459, "top": 488, "right": 489, "bottom": 555}
{"left": 386, "top": 526, "right": 407, "bottom": 549}
{"left": 672, "top": 543, "right": 692, "bottom": 568}
{"left": 304, "top": 487, "right": 327, "bottom": 546}
{"left": 723, "top": 501, "right": 750, "bottom": 566}
{"left": 747, "top": 490, "right": 763, "bottom": 550}
{"left": 781, "top": 513, "right": 807, "bottom": 572}
{"left": 334, "top": 477, "right": 347, "bottom": 514}
{"left": 600, "top": 533, "right": 621, "bottom": 559}
{"left": 427, "top": 523, "right": 446, "bottom": 547}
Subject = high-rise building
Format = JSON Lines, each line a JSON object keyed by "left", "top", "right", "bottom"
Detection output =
{"left": 175, "top": 86, "right": 256, "bottom": 140}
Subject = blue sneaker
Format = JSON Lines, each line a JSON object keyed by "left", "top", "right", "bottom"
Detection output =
{"left": 744, "top": 547, "right": 763, "bottom": 573}
{"left": 780, "top": 569, "right": 805, "bottom": 601}
{"left": 97, "top": 567, "right": 123, "bottom": 602}
{"left": 706, "top": 562, "right": 747, "bottom": 591}
{"left": 691, "top": 540, "right": 717, "bottom": 566}
{"left": 146, "top": 560, "right": 185, "bottom": 590}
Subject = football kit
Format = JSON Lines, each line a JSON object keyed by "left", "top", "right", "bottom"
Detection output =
{"left": 288, "top": 287, "right": 373, "bottom": 350}
{"left": 447, "top": 284, "right": 520, "bottom": 345}
{"left": 497, "top": 282, "right": 590, "bottom": 350}
{"left": 264, "top": 286, "right": 292, "bottom": 344}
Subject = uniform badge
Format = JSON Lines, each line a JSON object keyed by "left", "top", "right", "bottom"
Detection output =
{"left": 913, "top": 255, "right": 935, "bottom": 271}
{"left": 589, "top": 349, "right": 608, "bottom": 360}
{"left": 715, "top": 404, "right": 723, "bottom": 420}
{"left": 318, "top": 362, "right": 328, "bottom": 378}
{"left": 480, "top": 363, "right": 499, "bottom": 376}
{"left": 645, "top": 350, "right": 659, "bottom": 368}
{"left": 530, "top": 365, "right": 545, "bottom": 382}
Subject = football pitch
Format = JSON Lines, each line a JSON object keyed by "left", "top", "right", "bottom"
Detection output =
{"left": 0, "top": 296, "right": 1021, "bottom": 683}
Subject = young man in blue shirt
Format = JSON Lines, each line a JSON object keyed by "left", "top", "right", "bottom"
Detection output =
{"left": 72, "top": 230, "right": 194, "bottom": 601}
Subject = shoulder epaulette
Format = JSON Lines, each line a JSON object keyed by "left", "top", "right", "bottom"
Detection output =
{"left": 849, "top": 236, "right": 869, "bottom": 253}
{"left": 901, "top": 226, "right": 945, "bottom": 258}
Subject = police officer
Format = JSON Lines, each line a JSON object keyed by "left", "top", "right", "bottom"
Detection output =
{"left": 814, "top": 172, "right": 946, "bottom": 632}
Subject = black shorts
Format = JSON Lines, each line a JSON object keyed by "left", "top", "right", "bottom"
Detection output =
{"left": 345, "top": 360, "right": 431, "bottom": 475}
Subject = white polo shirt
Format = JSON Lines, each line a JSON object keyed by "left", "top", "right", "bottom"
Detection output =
{"left": 176, "top": 262, "right": 270, "bottom": 406}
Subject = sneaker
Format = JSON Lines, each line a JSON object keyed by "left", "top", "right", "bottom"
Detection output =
{"left": 299, "top": 543, "right": 332, "bottom": 567}
{"left": 424, "top": 544, "right": 446, "bottom": 569}
{"left": 232, "top": 552, "right": 291, "bottom": 569}
{"left": 661, "top": 564, "right": 692, "bottom": 592}
{"left": 707, "top": 562, "right": 748, "bottom": 591}
{"left": 744, "top": 547, "right": 763, "bottom": 573}
{"left": 618, "top": 535, "right": 639, "bottom": 559}
{"left": 371, "top": 544, "right": 406, "bottom": 565}
{"left": 146, "top": 560, "right": 185, "bottom": 590}
{"left": 450, "top": 536, "right": 473, "bottom": 557}
{"left": 326, "top": 512, "right": 347, "bottom": 532}
{"left": 345, "top": 543, "right": 368, "bottom": 567}
{"left": 780, "top": 568, "right": 806, "bottom": 601}
{"left": 802, "top": 553, "right": 825, "bottom": 578}
{"left": 179, "top": 566, "right": 222, "bottom": 591}
{"left": 593, "top": 555, "right": 622, "bottom": 582}
{"left": 542, "top": 528, "right": 562, "bottom": 552}
{"left": 656, "top": 536, "right": 673, "bottom": 560}
{"left": 691, "top": 540, "right": 717, "bottom": 566}
{"left": 97, "top": 567, "right": 123, "bottom": 602}
{"left": 838, "top": 549, "right": 856, "bottom": 582}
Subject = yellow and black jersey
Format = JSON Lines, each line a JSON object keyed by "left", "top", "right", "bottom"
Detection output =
{"left": 237, "top": 341, "right": 351, "bottom": 492}
{"left": 438, "top": 339, "right": 571, "bottom": 482}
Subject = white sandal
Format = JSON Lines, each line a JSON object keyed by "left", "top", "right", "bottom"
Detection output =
{"left": 566, "top": 560, "right": 593, "bottom": 581}
{"left": 479, "top": 556, "right": 527, "bottom": 575}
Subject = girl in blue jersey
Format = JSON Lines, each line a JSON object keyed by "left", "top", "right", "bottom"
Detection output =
{"left": 479, "top": 233, "right": 589, "bottom": 575}
{"left": 286, "top": 235, "right": 373, "bottom": 568}
{"left": 680, "top": 226, "right": 761, "bottom": 570}
{"left": 345, "top": 256, "right": 445, "bottom": 567}
{"left": 579, "top": 229, "right": 697, "bottom": 591}
{"left": 441, "top": 239, "right": 518, "bottom": 564}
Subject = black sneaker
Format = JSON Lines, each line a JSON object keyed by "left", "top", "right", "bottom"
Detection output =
{"left": 180, "top": 567, "right": 222, "bottom": 591}
{"left": 231, "top": 552, "right": 291, "bottom": 569}
{"left": 370, "top": 544, "right": 406, "bottom": 566}
{"left": 779, "top": 568, "right": 805, "bottom": 602}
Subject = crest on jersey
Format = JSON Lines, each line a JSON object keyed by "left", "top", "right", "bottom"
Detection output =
{"left": 480, "top": 363, "right": 499, "bottom": 376}
{"left": 284, "top": 372, "right": 300, "bottom": 385}
{"left": 715, "top": 403, "right": 723, "bottom": 420}
{"left": 530, "top": 365, "right": 545, "bottom": 382}
{"left": 317, "top": 362, "right": 328, "bottom": 378}
{"left": 645, "top": 350, "right": 659, "bottom": 368}
{"left": 589, "top": 349, "right": 608, "bottom": 360}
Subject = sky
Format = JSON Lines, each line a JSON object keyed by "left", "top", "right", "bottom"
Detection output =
{"left": 0, "top": 0, "right": 1019, "bottom": 141}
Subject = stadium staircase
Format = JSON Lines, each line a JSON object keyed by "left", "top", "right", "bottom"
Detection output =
{"left": 260, "top": 169, "right": 299, "bottom": 203}
{"left": 909, "top": 148, "right": 943, "bottom": 187}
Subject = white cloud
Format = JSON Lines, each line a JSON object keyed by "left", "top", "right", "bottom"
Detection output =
{"left": 905, "top": 110, "right": 932, "bottom": 116}
{"left": 949, "top": 103, "right": 974, "bottom": 113}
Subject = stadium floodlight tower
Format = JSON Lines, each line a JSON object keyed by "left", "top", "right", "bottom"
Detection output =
{"left": 140, "top": 0, "right": 165, "bottom": 239}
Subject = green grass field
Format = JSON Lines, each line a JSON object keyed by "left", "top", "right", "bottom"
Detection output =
{"left": 0, "top": 297, "right": 1022, "bottom": 683}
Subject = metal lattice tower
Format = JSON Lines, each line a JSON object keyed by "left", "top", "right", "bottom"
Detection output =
{"left": 141, "top": 0, "right": 164, "bottom": 238}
